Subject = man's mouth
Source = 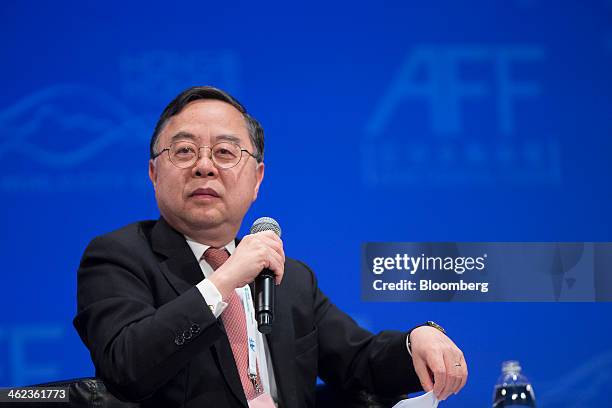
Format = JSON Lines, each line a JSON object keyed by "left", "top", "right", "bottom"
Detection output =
{"left": 190, "top": 188, "right": 220, "bottom": 198}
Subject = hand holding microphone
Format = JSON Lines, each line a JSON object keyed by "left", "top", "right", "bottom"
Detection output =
{"left": 207, "top": 217, "right": 283, "bottom": 333}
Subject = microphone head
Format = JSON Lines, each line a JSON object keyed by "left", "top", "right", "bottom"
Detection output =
{"left": 250, "top": 217, "right": 281, "bottom": 237}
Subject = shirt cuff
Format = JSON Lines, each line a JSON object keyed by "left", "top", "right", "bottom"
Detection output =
{"left": 197, "top": 279, "right": 228, "bottom": 318}
{"left": 406, "top": 333, "right": 413, "bottom": 357}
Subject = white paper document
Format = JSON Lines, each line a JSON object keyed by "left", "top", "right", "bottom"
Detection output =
{"left": 392, "top": 391, "right": 439, "bottom": 408}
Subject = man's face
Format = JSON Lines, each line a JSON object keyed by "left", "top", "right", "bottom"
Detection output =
{"left": 149, "top": 100, "right": 264, "bottom": 239}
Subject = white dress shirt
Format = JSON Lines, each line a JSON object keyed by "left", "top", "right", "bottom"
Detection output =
{"left": 185, "top": 237, "right": 279, "bottom": 404}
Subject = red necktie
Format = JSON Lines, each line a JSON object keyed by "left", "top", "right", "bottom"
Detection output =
{"left": 203, "top": 247, "right": 271, "bottom": 404}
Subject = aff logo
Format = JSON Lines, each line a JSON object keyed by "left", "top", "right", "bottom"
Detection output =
{"left": 367, "top": 46, "right": 543, "bottom": 136}
{"left": 362, "top": 45, "right": 560, "bottom": 186}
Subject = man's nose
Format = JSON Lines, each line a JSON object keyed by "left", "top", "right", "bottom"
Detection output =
{"left": 192, "top": 146, "right": 217, "bottom": 177}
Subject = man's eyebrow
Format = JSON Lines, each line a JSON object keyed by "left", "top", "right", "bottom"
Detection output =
{"left": 169, "top": 131, "right": 197, "bottom": 143}
{"left": 215, "top": 134, "right": 243, "bottom": 144}
{"left": 168, "top": 132, "right": 245, "bottom": 145}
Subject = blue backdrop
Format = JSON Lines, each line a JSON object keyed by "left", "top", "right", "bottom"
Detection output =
{"left": 1, "top": 1, "right": 611, "bottom": 406}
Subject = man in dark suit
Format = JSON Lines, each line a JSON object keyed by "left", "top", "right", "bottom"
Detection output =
{"left": 74, "top": 86, "right": 467, "bottom": 407}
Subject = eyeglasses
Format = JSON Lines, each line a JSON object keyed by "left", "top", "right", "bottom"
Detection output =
{"left": 152, "top": 141, "right": 259, "bottom": 169}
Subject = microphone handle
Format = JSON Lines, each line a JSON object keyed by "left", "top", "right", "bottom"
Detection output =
{"left": 254, "top": 269, "right": 275, "bottom": 334}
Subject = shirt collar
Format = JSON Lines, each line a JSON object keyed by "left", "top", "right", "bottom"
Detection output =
{"left": 185, "top": 236, "right": 236, "bottom": 261}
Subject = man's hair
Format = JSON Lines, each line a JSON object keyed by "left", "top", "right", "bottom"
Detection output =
{"left": 150, "top": 86, "right": 264, "bottom": 162}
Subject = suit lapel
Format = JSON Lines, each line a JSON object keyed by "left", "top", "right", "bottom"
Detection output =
{"left": 151, "top": 217, "right": 203, "bottom": 294}
{"left": 265, "top": 282, "right": 298, "bottom": 408}
{"left": 150, "top": 218, "right": 248, "bottom": 407}
{"left": 212, "top": 338, "right": 248, "bottom": 406}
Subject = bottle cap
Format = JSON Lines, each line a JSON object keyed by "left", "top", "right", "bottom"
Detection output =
{"left": 502, "top": 360, "right": 521, "bottom": 373}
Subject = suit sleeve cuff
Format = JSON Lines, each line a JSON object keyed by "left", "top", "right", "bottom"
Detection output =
{"left": 196, "top": 279, "right": 228, "bottom": 318}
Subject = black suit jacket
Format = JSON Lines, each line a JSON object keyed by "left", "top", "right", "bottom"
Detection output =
{"left": 73, "top": 218, "right": 421, "bottom": 407}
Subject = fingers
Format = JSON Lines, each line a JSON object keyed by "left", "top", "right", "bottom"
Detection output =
{"left": 444, "top": 342, "right": 468, "bottom": 396}
{"left": 265, "top": 244, "right": 285, "bottom": 284}
{"left": 229, "top": 232, "right": 285, "bottom": 285}
{"left": 428, "top": 351, "right": 447, "bottom": 399}
{"left": 254, "top": 230, "right": 284, "bottom": 259}
{"left": 250, "top": 231, "right": 285, "bottom": 284}
{"left": 440, "top": 347, "right": 462, "bottom": 400}
{"left": 458, "top": 353, "right": 468, "bottom": 391}
{"left": 412, "top": 354, "right": 434, "bottom": 393}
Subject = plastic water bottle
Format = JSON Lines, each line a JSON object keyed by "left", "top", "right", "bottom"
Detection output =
{"left": 492, "top": 360, "right": 536, "bottom": 407}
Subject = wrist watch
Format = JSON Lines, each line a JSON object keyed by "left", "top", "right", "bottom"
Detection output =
{"left": 406, "top": 321, "right": 446, "bottom": 356}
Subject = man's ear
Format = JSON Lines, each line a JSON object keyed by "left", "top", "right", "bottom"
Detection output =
{"left": 148, "top": 159, "right": 157, "bottom": 188}
{"left": 252, "top": 162, "right": 265, "bottom": 201}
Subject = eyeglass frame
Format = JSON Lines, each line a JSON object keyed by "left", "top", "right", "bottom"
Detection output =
{"left": 151, "top": 140, "right": 261, "bottom": 170}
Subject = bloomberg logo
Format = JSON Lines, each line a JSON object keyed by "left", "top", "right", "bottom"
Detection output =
{"left": 362, "top": 45, "right": 560, "bottom": 186}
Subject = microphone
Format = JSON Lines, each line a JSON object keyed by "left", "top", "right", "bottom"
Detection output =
{"left": 250, "top": 217, "right": 281, "bottom": 334}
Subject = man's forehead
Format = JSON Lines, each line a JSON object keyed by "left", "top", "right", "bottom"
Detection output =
{"left": 159, "top": 100, "right": 249, "bottom": 143}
